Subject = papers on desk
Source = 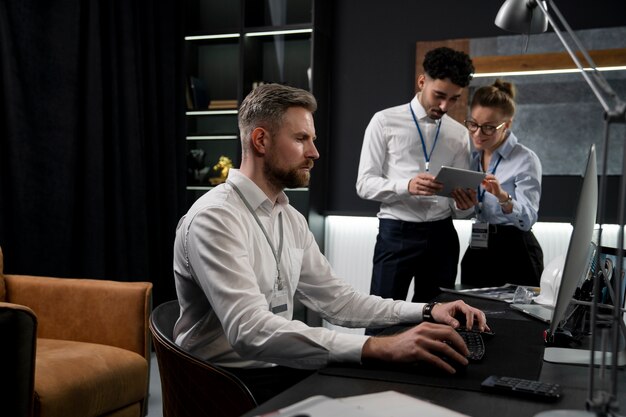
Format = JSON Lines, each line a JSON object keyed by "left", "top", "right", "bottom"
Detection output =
{"left": 440, "top": 283, "right": 540, "bottom": 303}
{"left": 255, "top": 390, "right": 469, "bottom": 417}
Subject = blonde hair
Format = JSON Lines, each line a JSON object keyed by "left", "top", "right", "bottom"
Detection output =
{"left": 470, "top": 79, "right": 516, "bottom": 118}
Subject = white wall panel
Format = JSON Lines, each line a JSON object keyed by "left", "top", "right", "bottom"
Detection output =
{"left": 321, "top": 216, "right": 624, "bottom": 334}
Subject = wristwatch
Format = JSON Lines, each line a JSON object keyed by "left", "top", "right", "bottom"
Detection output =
{"left": 422, "top": 302, "right": 438, "bottom": 322}
{"left": 498, "top": 193, "right": 513, "bottom": 206}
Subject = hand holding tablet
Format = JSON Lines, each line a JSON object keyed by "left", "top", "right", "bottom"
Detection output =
{"left": 434, "top": 166, "right": 486, "bottom": 197}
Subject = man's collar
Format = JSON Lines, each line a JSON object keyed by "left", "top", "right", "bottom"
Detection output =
{"left": 412, "top": 94, "right": 438, "bottom": 123}
{"left": 227, "top": 169, "right": 289, "bottom": 210}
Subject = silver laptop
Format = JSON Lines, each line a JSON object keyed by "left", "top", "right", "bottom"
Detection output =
{"left": 510, "top": 303, "right": 553, "bottom": 323}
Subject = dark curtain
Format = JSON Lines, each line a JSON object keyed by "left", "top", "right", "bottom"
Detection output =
{"left": 0, "top": 0, "right": 186, "bottom": 307}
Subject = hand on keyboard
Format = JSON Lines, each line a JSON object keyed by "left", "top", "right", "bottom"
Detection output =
{"left": 456, "top": 329, "right": 487, "bottom": 361}
{"left": 457, "top": 326, "right": 496, "bottom": 337}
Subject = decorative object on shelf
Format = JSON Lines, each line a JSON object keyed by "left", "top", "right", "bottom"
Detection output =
{"left": 186, "top": 85, "right": 194, "bottom": 110}
{"left": 208, "top": 99, "right": 238, "bottom": 110}
{"left": 209, "top": 155, "right": 233, "bottom": 185}
{"left": 307, "top": 67, "right": 312, "bottom": 91}
{"left": 189, "top": 76, "right": 210, "bottom": 110}
{"left": 187, "top": 148, "right": 208, "bottom": 184}
{"left": 252, "top": 81, "right": 266, "bottom": 90}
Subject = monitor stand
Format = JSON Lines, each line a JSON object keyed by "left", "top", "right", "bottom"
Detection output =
{"left": 535, "top": 411, "right": 613, "bottom": 417}
{"left": 544, "top": 302, "right": 626, "bottom": 367}
{"left": 543, "top": 347, "right": 626, "bottom": 366}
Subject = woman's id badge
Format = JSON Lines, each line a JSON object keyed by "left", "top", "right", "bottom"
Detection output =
{"left": 470, "top": 222, "right": 489, "bottom": 249}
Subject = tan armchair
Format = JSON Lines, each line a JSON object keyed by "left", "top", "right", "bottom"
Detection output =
{"left": 0, "top": 247, "right": 153, "bottom": 417}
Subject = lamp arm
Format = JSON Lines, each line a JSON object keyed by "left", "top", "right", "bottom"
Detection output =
{"left": 535, "top": 0, "right": 626, "bottom": 121}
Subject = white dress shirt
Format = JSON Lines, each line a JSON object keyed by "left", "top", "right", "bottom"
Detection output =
{"left": 472, "top": 131, "right": 542, "bottom": 231}
{"left": 173, "top": 169, "right": 424, "bottom": 369}
{"left": 356, "top": 94, "right": 471, "bottom": 222}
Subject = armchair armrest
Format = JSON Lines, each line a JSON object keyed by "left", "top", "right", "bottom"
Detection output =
{"left": 0, "top": 301, "right": 37, "bottom": 417}
{"left": 4, "top": 274, "right": 152, "bottom": 360}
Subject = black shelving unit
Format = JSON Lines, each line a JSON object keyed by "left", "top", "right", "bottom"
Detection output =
{"left": 184, "top": 0, "right": 328, "bottom": 217}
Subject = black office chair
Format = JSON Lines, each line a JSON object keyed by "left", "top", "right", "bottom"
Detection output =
{"left": 149, "top": 300, "right": 258, "bottom": 417}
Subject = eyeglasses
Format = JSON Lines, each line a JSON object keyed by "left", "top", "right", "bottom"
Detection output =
{"left": 464, "top": 120, "right": 506, "bottom": 136}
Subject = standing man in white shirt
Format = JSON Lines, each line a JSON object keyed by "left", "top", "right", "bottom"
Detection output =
{"left": 173, "top": 83, "right": 488, "bottom": 404}
{"left": 356, "top": 47, "right": 475, "bottom": 331}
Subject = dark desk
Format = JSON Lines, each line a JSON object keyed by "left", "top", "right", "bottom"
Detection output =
{"left": 242, "top": 295, "right": 626, "bottom": 417}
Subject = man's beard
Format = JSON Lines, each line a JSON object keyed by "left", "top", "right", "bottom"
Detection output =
{"left": 418, "top": 93, "right": 445, "bottom": 120}
{"left": 427, "top": 107, "right": 445, "bottom": 120}
{"left": 264, "top": 158, "right": 313, "bottom": 189}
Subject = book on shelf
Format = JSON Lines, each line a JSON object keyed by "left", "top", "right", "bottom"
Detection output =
{"left": 185, "top": 85, "right": 194, "bottom": 110}
{"left": 189, "top": 77, "right": 210, "bottom": 110}
{"left": 208, "top": 99, "right": 238, "bottom": 110}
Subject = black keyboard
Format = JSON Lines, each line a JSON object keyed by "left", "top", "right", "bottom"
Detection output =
{"left": 481, "top": 376, "right": 562, "bottom": 401}
{"left": 457, "top": 330, "right": 485, "bottom": 361}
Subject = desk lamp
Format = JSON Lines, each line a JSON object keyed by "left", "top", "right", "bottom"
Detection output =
{"left": 495, "top": 1, "right": 626, "bottom": 416}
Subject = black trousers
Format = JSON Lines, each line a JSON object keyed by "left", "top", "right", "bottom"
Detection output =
{"left": 226, "top": 365, "right": 315, "bottom": 405}
{"left": 369, "top": 217, "right": 460, "bottom": 304}
{"left": 461, "top": 224, "right": 544, "bottom": 288}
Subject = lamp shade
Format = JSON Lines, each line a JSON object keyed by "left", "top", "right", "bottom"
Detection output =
{"left": 495, "top": 0, "right": 548, "bottom": 34}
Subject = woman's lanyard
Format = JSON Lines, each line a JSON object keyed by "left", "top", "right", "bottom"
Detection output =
{"left": 228, "top": 180, "right": 284, "bottom": 291}
{"left": 477, "top": 154, "right": 503, "bottom": 203}
{"left": 409, "top": 103, "right": 441, "bottom": 172}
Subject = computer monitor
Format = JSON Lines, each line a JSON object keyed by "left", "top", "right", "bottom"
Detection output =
{"left": 543, "top": 144, "right": 598, "bottom": 364}
{"left": 548, "top": 144, "right": 597, "bottom": 337}
{"left": 543, "top": 144, "right": 626, "bottom": 366}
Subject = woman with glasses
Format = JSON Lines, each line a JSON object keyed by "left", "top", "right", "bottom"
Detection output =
{"left": 452, "top": 79, "right": 543, "bottom": 288}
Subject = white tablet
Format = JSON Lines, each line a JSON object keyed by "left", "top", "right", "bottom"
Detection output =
{"left": 434, "top": 166, "right": 486, "bottom": 197}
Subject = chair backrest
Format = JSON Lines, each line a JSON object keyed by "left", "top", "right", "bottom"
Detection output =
{"left": 149, "top": 300, "right": 258, "bottom": 417}
{"left": 1, "top": 247, "right": 7, "bottom": 301}
{"left": 0, "top": 302, "right": 37, "bottom": 417}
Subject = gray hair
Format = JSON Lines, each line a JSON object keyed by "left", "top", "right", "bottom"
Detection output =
{"left": 238, "top": 84, "right": 317, "bottom": 153}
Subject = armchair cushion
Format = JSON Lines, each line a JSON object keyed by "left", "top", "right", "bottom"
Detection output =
{"left": 35, "top": 338, "right": 147, "bottom": 417}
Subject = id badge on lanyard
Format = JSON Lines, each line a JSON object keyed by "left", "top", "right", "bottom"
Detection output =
{"left": 470, "top": 153, "right": 502, "bottom": 249}
{"left": 270, "top": 285, "right": 289, "bottom": 316}
{"left": 470, "top": 221, "right": 489, "bottom": 249}
{"left": 228, "top": 180, "right": 290, "bottom": 317}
